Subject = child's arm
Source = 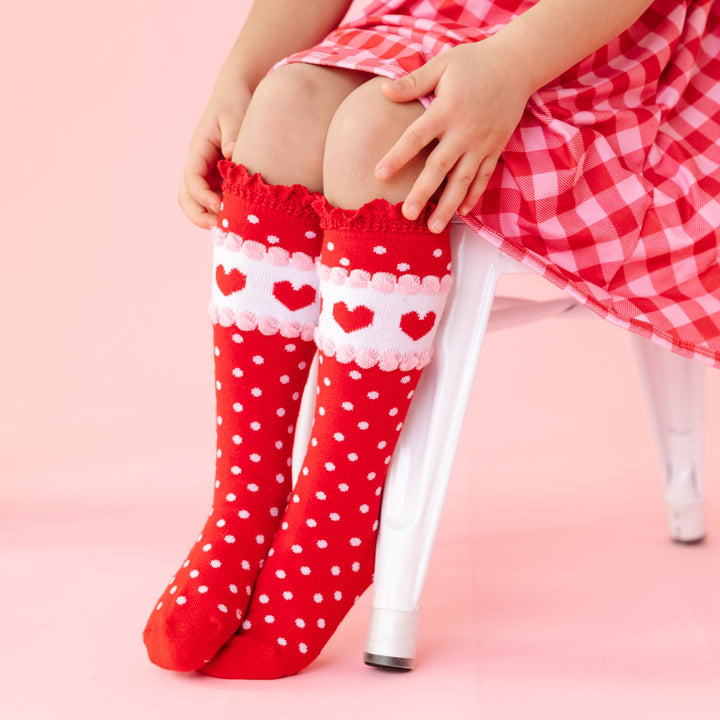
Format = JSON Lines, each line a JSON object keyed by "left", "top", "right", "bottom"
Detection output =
{"left": 180, "top": 0, "right": 353, "bottom": 229}
{"left": 375, "top": 0, "right": 656, "bottom": 233}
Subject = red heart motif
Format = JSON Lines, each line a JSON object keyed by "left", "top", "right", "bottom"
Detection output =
{"left": 272, "top": 281, "right": 317, "bottom": 311}
{"left": 332, "top": 302, "right": 375, "bottom": 333}
{"left": 400, "top": 311, "right": 437, "bottom": 341}
{"left": 215, "top": 265, "right": 247, "bottom": 295}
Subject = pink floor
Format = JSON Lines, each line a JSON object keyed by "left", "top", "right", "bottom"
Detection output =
{"left": 4, "top": 307, "right": 720, "bottom": 719}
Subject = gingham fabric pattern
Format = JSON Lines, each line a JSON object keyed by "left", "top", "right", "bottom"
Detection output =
{"left": 277, "top": 0, "right": 720, "bottom": 369}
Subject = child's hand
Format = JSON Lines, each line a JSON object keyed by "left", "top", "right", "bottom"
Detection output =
{"left": 179, "top": 83, "right": 253, "bottom": 229}
{"left": 375, "top": 38, "right": 535, "bottom": 233}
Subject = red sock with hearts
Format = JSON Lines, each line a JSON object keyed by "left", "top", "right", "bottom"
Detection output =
{"left": 143, "top": 161, "right": 323, "bottom": 671}
{"left": 200, "top": 196, "right": 453, "bottom": 679}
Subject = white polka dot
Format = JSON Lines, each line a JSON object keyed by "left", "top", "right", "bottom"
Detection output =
{"left": 251, "top": 387, "right": 262, "bottom": 397}
{"left": 300, "top": 566, "right": 311, "bottom": 575}
{"left": 277, "top": 637, "right": 287, "bottom": 646}
{"left": 182, "top": 560, "right": 190, "bottom": 568}
{"left": 352, "top": 561, "right": 360, "bottom": 572}
{"left": 384, "top": 455, "right": 392, "bottom": 465}
{"left": 214, "top": 346, "right": 220, "bottom": 356}
{"left": 389, "top": 408, "right": 398, "bottom": 416}
{"left": 250, "top": 421, "right": 261, "bottom": 431}
{"left": 258, "top": 594, "right": 269, "bottom": 604}
{"left": 299, "top": 642, "right": 308, "bottom": 654}
{"left": 176, "top": 596, "right": 186, "bottom": 605}
{"left": 216, "top": 519, "right": 226, "bottom": 528}
{"left": 282, "top": 521, "right": 289, "bottom": 530}
{"left": 397, "top": 262, "right": 410, "bottom": 271}
{"left": 318, "top": 618, "right": 326, "bottom": 628}
{"left": 306, "top": 518, "right": 317, "bottom": 527}
{"left": 218, "top": 604, "right": 228, "bottom": 613}
{"left": 296, "top": 618, "right": 306, "bottom": 628}
{"left": 222, "top": 218, "right": 229, "bottom": 228}
{"left": 242, "top": 620, "right": 252, "bottom": 630}
{"left": 248, "top": 483, "right": 259, "bottom": 493}
{"left": 276, "top": 408, "right": 286, "bottom": 417}
{"left": 236, "top": 608, "right": 243, "bottom": 620}
{"left": 367, "top": 391, "right": 379, "bottom": 399}
{"left": 306, "top": 230, "right": 317, "bottom": 239}
{"left": 407, "top": 389, "right": 415, "bottom": 398}
{"left": 373, "top": 245, "right": 387, "bottom": 255}
{"left": 216, "top": 380, "right": 222, "bottom": 390}
{"left": 210, "top": 559, "right": 222, "bottom": 568}
{"left": 326, "top": 240, "right": 334, "bottom": 250}
{"left": 334, "top": 591, "right": 343, "bottom": 601}
{"left": 333, "top": 432, "right": 344, "bottom": 441}
{"left": 330, "top": 512, "right": 340, "bottom": 521}
{"left": 280, "top": 374, "right": 290, "bottom": 384}
{"left": 377, "top": 441, "right": 387, "bottom": 450}
{"left": 358, "top": 421, "right": 369, "bottom": 430}
{"left": 232, "top": 368, "right": 243, "bottom": 378}
{"left": 264, "top": 615, "right": 275, "bottom": 624}
{"left": 350, "top": 537, "right": 361, "bottom": 547}
{"left": 267, "top": 234, "right": 280, "bottom": 244}
{"left": 342, "top": 401, "right": 354, "bottom": 411}
{"left": 311, "top": 437, "right": 318, "bottom": 447}
{"left": 252, "top": 355, "right": 264, "bottom": 365}
{"left": 283, "top": 591, "right": 293, "bottom": 600}
{"left": 433, "top": 248, "right": 443, "bottom": 257}
{"left": 233, "top": 435, "right": 242, "bottom": 444}
{"left": 226, "top": 493, "right": 236, "bottom": 502}
{"left": 202, "top": 543, "right": 212, "bottom": 552}
{"left": 232, "top": 333, "right": 242, "bottom": 343}
{"left": 291, "top": 544, "right": 303, "bottom": 553}
{"left": 275, "top": 440, "right": 283, "bottom": 449}
{"left": 339, "top": 257, "right": 350, "bottom": 267}
{"left": 270, "top": 507, "right": 279, "bottom": 517}
{"left": 228, "top": 584, "right": 238, "bottom": 594}
{"left": 256, "top": 534, "right": 265, "bottom": 544}
{"left": 231, "top": 466, "right": 241, "bottom": 475}
{"left": 276, "top": 473, "right": 285, "bottom": 483}
{"left": 238, "top": 509, "right": 250, "bottom": 519}
{"left": 349, "top": 370, "right": 362, "bottom": 380}
{"left": 224, "top": 535, "right": 236, "bottom": 544}
{"left": 325, "top": 462, "right": 335, "bottom": 471}
{"left": 317, "top": 540, "right": 328, "bottom": 549}
{"left": 215, "top": 479, "right": 220, "bottom": 487}
{"left": 241, "top": 560, "right": 250, "bottom": 570}
{"left": 276, "top": 569, "right": 286, "bottom": 579}
{"left": 318, "top": 406, "right": 326, "bottom": 416}
{"left": 376, "top": 486, "right": 383, "bottom": 495}
{"left": 316, "top": 491, "right": 326, "bottom": 500}
{"left": 331, "top": 566, "right": 340, "bottom": 576}
{"left": 250, "top": 453, "right": 261, "bottom": 462}
{"left": 198, "top": 585, "right": 208, "bottom": 594}
{"left": 156, "top": 602, "right": 163, "bottom": 610}
{"left": 347, "top": 453, "right": 358, "bottom": 462}
{"left": 367, "top": 472, "right": 376, "bottom": 480}
{"left": 190, "top": 570, "right": 199, "bottom": 578}
{"left": 217, "top": 416, "right": 223, "bottom": 426}
{"left": 247, "top": 214, "right": 259, "bottom": 224}
{"left": 359, "top": 504, "right": 369, "bottom": 513}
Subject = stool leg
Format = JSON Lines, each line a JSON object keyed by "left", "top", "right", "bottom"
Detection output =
{"left": 364, "top": 226, "right": 504, "bottom": 670}
{"left": 631, "top": 334, "right": 707, "bottom": 542}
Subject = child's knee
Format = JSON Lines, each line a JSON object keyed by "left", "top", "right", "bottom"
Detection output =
{"left": 323, "top": 78, "right": 425, "bottom": 207}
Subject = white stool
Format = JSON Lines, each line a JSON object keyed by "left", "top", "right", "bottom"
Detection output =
{"left": 293, "top": 220, "right": 707, "bottom": 671}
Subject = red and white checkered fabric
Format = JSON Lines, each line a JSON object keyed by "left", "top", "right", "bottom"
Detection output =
{"left": 277, "top": 0, "right": 720, "bottom": 368}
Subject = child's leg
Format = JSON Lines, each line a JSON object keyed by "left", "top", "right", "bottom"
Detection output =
{"left": 143, "top": 64, "right": 368, "bottom": 672}
{"left": 201, "top": 79, "right": 452, "bottom": 679}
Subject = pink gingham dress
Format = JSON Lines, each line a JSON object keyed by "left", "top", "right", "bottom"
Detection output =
{"left": 278, "top": 0, "right": 720, "bottom": 369}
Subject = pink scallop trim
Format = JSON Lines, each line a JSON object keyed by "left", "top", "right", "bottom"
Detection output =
{"left": 209, "top": 303, "right": 315, "bottom": 341}
{"left": 316, "top": 263, "right": 452, "bottom": 295}
{"left": 313, "top": 330, "right": 433, "bottom": 371}
{"left": 211, "top": 227, "right": 318, "bottom": 269}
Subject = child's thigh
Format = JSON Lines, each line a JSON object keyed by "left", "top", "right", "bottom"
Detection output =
{"left": 323, "top": 77, "right": 427, "bottom": 208}
{"left": 232, "top": 63, "right": 368, "bottom": 192}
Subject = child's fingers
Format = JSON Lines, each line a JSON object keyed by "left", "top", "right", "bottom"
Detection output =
{"left": 401, "top": 136, "right": 463, "bottom": 220}
{"left": 427, "top": 154, "right": 482, "bottom": 233}
{"left": 219, "top": 116, "right": 241, "bottom": 160}
{"left": 382, "top": 61, "right": 441, "bottom": 104}
{"left": 375, "top": 111, "right": 443, "bottom": 181}
{"left": 458, "top": 156, "right": 499, "bottom": 215}
{"left": 179, "top": 182, "right": 218, "bottom": 229}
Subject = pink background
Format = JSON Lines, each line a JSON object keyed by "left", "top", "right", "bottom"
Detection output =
{"left": 2, "top": 1, "right": 720, "bottom": 717}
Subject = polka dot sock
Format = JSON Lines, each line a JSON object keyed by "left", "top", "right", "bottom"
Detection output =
{"left": 200, "top": 196, "right": 453, "bottom": 678}
{"left": 143, "top": 162, "right": 323, "bottom": 671}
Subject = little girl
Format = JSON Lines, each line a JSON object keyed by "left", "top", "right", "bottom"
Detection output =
{"left": 144, "top": 0, "right": 720, "bottom": 679}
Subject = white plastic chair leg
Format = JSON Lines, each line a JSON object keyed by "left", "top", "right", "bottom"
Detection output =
{"left": 631, "top": 334, "right": 707, "bottom": 542}
{"left": 363, "top": 224, "right": 512, "bottom": 670}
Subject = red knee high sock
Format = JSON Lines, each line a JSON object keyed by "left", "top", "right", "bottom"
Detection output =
{"left": 143, "top": 162, "right": 323, "bottom": 671}
{"left": 200, "top": 197, "right": 452, "bottom": 679}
